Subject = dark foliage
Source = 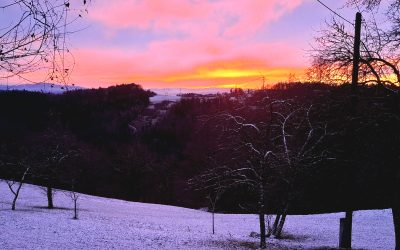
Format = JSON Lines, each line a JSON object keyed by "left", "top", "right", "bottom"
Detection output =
{"left": 0, "top": 83, "right": 399, "bottom": 215}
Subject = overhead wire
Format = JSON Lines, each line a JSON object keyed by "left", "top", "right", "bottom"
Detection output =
{"left": 316, "top": 0, "right": 355, "bottom": 26}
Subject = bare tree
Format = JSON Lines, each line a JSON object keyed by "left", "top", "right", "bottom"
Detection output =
{"left": 267, "top": 101, "right": 330, "bottom": 238}
{"left": 191, "top": 99, "right": 330, "bottom": 247}
{"left": 347, "top": 0, "right": 400, "bottom": 46}
{"left": 61, "top": 148, "right": 82, "bottom": 220}
{"left": 6, "top": 164, "right": 30, "bottom": 210}
{"left": 308, "top": 12, "right": 399, "bottom": 89}
{"left": 0, "top": 143, "right": 33, "bottom": 210}
{"left": 0, "top": 0, "right": 89, "bottom": 83}
{"left": 207, "top": 186, "right": 223, "bottom": 235}
{"left": 213, "top": 113, "right": 273, "bottom": 248}
{"left": 42, "top": 144, "right": 76, "bottom": 209}
{"left": 67, "top": 181, "right": 79, "bottom": 220}
{"left": 191, "top": 164, "right": 271, "bottom": 249}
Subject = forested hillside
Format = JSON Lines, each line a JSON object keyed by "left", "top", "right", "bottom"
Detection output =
{"left": 0, "top": 83, "right": 399, "bottom": 216}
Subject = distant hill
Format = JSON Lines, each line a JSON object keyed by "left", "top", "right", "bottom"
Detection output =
{"left": 0, "top": 83, "right": 84, "bottom": 94}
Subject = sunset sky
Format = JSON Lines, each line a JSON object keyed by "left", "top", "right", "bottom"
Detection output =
{"left": 7, "top": 0, "right": 355, "bottom": 89}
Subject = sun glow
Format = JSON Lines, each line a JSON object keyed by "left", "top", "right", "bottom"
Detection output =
{"left": 162, "top": 68, "right": 261, "bottom": 83}
{"left": 200, "top": 69, "right": 260, "bottom": 79}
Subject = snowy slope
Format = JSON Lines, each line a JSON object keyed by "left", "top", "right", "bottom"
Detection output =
{"left": 0, "top": 181, "right": 395, "bottom": 249}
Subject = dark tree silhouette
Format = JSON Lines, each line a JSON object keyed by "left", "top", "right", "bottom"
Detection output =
{"left": 37, "top": 130, "right": 79, "bottom": 209}
{"left": 6, "top": 165, "right": 30, "bottom": 211}
{"left": 0, "top": 144, "right": 32, "bottom": 210}
{"left": 309, "top": 17, "right": 399, "bottom": 88}
{"left": 310, "top": 2, "right": 400, "bottom": 248}
{"left": 191, "top": 97, "right": 330, "bottom": 248}
{"left": 309, "top": 0, "right": 400, "bottom": 90}
{"left": 347, "top": 0, "right": 400, "bottom": 47}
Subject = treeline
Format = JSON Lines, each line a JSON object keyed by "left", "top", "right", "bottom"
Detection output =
{"left": 0, "top": 84, "right": 155, "bottom": 202}
{"left": 0, "top": 83, "right": 399, "bottom": 217}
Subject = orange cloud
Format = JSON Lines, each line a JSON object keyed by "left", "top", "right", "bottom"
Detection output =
{"left": 8, "top": 38, "right": 306, "bottom": 88}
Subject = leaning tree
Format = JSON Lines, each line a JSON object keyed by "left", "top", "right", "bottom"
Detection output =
{"left": 0, "top": 143, "right": 33, "bottom": 210}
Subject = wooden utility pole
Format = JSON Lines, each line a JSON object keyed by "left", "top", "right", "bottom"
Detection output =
{"left": 351, "top": 12, "right": 362, "bottom": 89}
{"left": 340, "top": 12, "right": 362, "bottom": 249}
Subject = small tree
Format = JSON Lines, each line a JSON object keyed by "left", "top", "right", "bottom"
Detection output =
{"left": 61, "top": 148, "right": 82, "bottom": 219}
{"left": 6, "top": 164, "right": 30, "bottom": 210}
{"left": 0, "top": 143, "right": 33, "bottom": 210}
{"left": 32, "top": 128, "right": 81, "bottom": 209}
{"left": 191, "top": 164, "right": 270, "bottom": 249}
{"left": 207, "top": 187, "right": 223, "bottom": 235}
{"left": 43, "top": 144, "right": 75, "bottom": 209}
{"left": 67, "top": 181, "right": 79, "bottom": 220}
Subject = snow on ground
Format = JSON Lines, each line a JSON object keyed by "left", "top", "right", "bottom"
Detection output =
{"left": 149, "top": 94, "right": 181, "bottom": 104}
{"left": 149, "top": 88, "right": 230, "bottom": 104}
{"left": 0, "top": 181, "right": 395, "bottom": 249}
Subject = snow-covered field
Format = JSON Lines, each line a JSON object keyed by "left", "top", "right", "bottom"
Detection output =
{"left": 149, "top": 94, "right": 182, "bottom": 104}
{"left": 0, "top": 181, "right": 395, "bottom": 249}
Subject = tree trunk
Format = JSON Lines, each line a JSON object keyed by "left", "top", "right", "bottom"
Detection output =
{"left": 259, "top": 184, "right": 266, "bottom": 249}
{"left": 393, "top": 171, "right": 400, "bottom": 250}
{"left": 393, "top": 207, "right": 400, "bottom": 250}
{"left": 272, "top": 213, "right": 281, "bottom": 235}
{"left": 340, "top": 210, "right": 353, "bottom": 249}
{"left": 266, "top": 215, "right": 272, "bottom": 237}
{"left": 47, "top": 186, "right": 54, "bottom": 209}
{"left": 393, "top": 204, "right": 400, "bottom": 250}
{"left": 275, "top": 203, "right": 289, "bottom": 238}
{"left": 73, "top": 198, "right": 78, "bottom": 219}
{"left": 209, "top": 194, "right": 218, "bottom": 235}
{"left": 276, "top": 214, "right": 287, "bottom": 238}
{"left": 212, "top": 211, "right": 215, "bottom": 234}
{"left": 11, "top": 181, "right": 24, "bottom": 211}
{"left": 11, "top": 199, "right": 16, "bottom": 211}
{"left": 10, "top": 167, "right": 29, "bottom": 211}
{"left": 259, "top": 212, "right": 266, "bottom": 249}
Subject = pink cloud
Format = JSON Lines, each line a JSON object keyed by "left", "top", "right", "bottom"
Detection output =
{"left": 89, "top": 0, "right": 304, "bottom": 38}
{"left": 218, "top": 0, "right": 304, "bottom": 37}
{"left": 88, "top": 0, "right": 211, "bottom": 31}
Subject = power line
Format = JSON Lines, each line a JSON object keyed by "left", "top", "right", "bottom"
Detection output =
{"left": 316, "top": 0, "right": 354, "bottom": 26}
